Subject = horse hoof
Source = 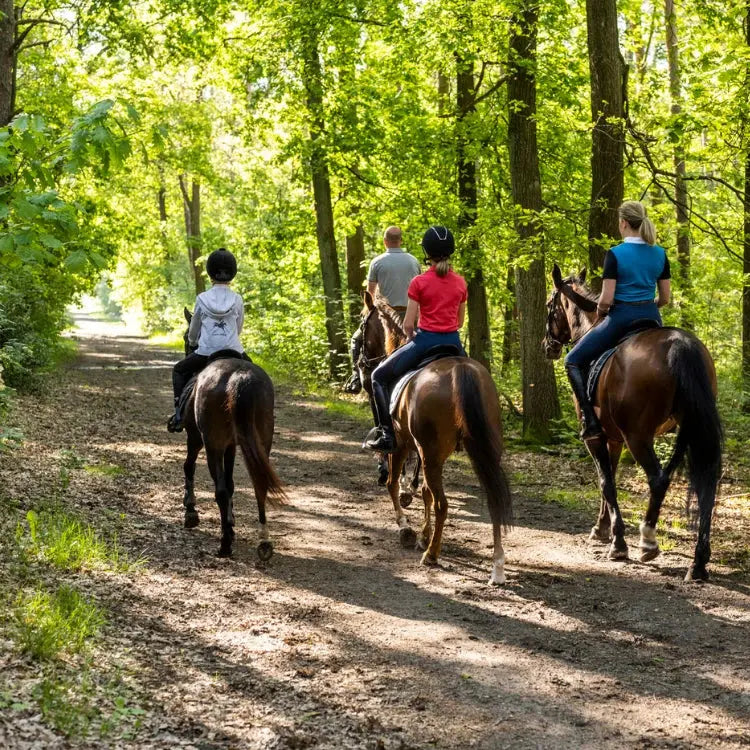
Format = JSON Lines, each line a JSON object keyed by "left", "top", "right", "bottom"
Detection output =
{"left": 399, "top": 527, "right": 417, "bottom": 548}
{"left": 399, "top": 492, "right": 413, "bottom": 509}
{"left": 420, "top": 552, "right": 439, "bottom": 567}
{"left": 607, "top": 544, "right": 629, "bottom": 561}
{"left": 685, "top": 565, "right": 709, "bottom": 582}
{"left": 184, "top": 510, "right": 200, "bottom": 529}
{"left": 639, "top": 545, "right": 661, "bottom": 563}
{"left": 257, "top": 540, "right": 274, "bottom": 562}
{"left": 589, "top": 526, "right": 611, "bottom": 544}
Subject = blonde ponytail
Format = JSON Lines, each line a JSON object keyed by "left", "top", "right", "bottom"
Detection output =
{"left": 435, "top": 258, "right": 451, "bottom": 277}
{"left": 618, "top": 200, "right": 656, "bottom": 245}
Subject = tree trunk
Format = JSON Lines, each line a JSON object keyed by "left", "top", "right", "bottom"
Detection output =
{"left": 302, "top": 31, "right": 348, "bottom": 378}
{"left": 0, "top": 0, "right": 15, "bottom": 127}
{"left": 665, "top": 0, "right": 692, "bottom": 328}
{"left": 586, "top": 0, "right": 625, "bottom": 282}
{"left": 456, "top": 56, "right": 492, "bottom": 371}
{"left": 179, "top": 174, "right": 205, "bottom": 295}
{"left": 345, "top": 223, "right": 366, "bottom": 330}
{"left": 508, "top": 1, "right": 561, "bottom": 442}
{"left": 502, "top": 266, "right": 519, "bottom": 368}
{"left": 743, "top": 3, "right": 750, "bottom": 412}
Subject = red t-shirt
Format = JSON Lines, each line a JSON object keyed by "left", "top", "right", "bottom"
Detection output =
{"left": 407, "top": 267, "right": 468, "bottom": 332}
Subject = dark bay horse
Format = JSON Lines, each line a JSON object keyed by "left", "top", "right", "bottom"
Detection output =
{"left": 179, "top": 310, "right": 285, "bottom": 559}
{"left": 359, "top": 292, "right": 421, "bottom": 504}
{"left": 370, "top": 305, "right": 513, "bottom": 584}
{"left": 544, "top": 266, "right": 722, "bottom": 581}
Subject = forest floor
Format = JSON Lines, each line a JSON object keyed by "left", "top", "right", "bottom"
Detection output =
{"left": 0, "top": 312, "right": 749, "bottom": 749}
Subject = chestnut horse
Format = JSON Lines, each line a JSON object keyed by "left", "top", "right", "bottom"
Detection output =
{"left": 543, "top": 266, "right": 722, "bottom": 581}
{"left": 369, "top": 303, "right": 512, "bottom": 584}
{"left": 179, "top": 310, "right": 285, "bottom": 559}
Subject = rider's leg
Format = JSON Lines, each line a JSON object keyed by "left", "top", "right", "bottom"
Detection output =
{"left": 564, "top": 317, "right": 619, "bottom": 440}
{"left": 169, "top": 354, "right": 208, "bottom": 432}
{"left": 344, "top": 327, "right": 364, "bottom": 393}
{"left": 365, "top": 338, "right": 423, "bottom": 452}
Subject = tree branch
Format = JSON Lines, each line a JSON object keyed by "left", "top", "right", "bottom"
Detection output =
{"left": 327, "top": 12, "right": 387, "bottom": 27}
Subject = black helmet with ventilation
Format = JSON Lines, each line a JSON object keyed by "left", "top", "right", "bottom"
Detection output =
{"left": 206, "top": 248, "right": 237, "bottom": 282}
{"left": 421, "top": 226, "right": 455, "bottom": 259}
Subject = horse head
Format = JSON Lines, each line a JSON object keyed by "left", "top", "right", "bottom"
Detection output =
{"left": 544, "top": 264, "right": 598, "bottom": 359}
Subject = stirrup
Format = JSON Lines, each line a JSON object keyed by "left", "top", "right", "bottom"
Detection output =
{"left": 580, "top": 419, "right": 603, "bottom": 441}
{"left": 363, "top": 426, "right": 395, "bottom": 453}
{"left": 344, "top": 372, "right": 362, "bottom": 394}
{"left": 167, "top": 414, "right": 184, "bottom": 433}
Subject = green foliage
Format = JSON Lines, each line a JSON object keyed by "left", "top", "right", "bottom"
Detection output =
{"left": 11, "top": 586, "right": 105, "bottom": 661}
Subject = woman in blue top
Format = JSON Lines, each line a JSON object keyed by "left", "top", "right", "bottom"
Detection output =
{"left": 565, "top": 200, "right": 671, "bottom": 440}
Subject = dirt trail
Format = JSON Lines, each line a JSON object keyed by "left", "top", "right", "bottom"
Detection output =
{"left": 1, "top": 314, "right": 749, "bottom": 749}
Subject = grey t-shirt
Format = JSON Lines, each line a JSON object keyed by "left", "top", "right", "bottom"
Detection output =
{"left": 367, "top": 248, "right": 421, "bottom": 307}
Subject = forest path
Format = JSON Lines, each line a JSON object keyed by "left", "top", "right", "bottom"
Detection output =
{"left": 1, "top": 313, "right": 749, "bottom": 749}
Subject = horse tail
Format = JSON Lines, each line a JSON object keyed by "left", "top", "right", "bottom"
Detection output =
{"left": 454, "top": 362, "right": 513, "bottom": 530}
{"left": 665, "top": 334, "right": 722, "bottom": 515}
{"left": 229, "top": 374, "right": 286, "bottom": 505}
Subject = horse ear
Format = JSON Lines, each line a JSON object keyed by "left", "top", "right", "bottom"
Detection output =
{"left": 184, "top": 306, "right": 192, "bottom": 323}
{"left": 552, "top": 263, "right": 563, "bottom": 289}
{"left": 579, "top": 267, "right": 587, "bottom": 283}
{"left": 364, "top": 291, "right": 374, "bottom": 311}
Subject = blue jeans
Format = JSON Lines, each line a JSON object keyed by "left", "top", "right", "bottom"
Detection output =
{"left": 371, "top": 329, "right": 465, "bottom": 429}
{"left": 565, "top": 301, "right": 661, "bottom": 368}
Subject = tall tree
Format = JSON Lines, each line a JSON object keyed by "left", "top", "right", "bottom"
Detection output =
{"left": 0, "top": 0, "right": 14, "bottom": 126}
{"left": 664, "top": 0, "right": 692, "bottom": 328}
{"left": 507, "top": 0, "right": 560, "bottom": 441}
{"left": 301, "top": 16, "right": 348, "bottom": 378}
{"left": 456, "top": 53, "right": 492, "bottom": 371}
{"left": 345, "top": 224, "right": 366, "bottom": 330}
{"left": 179, "top": 175, "right": 205, "bottom": 295}
{"left": 586, "top": 0, "right": 625, "bottom": 280}
{"left": 744, "top": 1, "right": 750, "bottom": 411}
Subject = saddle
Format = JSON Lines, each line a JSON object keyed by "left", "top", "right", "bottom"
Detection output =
{"left": 389, "top": 345, "right": 465, "bottom": 414}
{"left": 586, "top": 320, "right": 661, "bottom": 401}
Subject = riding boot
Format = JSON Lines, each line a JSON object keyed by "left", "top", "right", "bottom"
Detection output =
{"left": 565, "top": 363, "right": 602, "bottom": 440}
{"left": 167, "top": 397, "right": 184, "bottom": 433}
{"left": 363, "top": 380, "right": 395, "bottom": 452}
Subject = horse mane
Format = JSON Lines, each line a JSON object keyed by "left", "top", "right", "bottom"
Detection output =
{"left": 566, "top": 274, "right": 598, "bottom": 305}
{"left": 374, "top": 297, "right": 407, "bottom": 351}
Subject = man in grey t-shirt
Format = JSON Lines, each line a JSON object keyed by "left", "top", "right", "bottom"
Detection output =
{"left": 344, "top": 226, "right": 421, "bottom": 393}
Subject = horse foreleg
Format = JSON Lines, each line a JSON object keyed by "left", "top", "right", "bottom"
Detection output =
{"left": 628, "top": 438, "right": 669, "bottom": 563}
{"left": 387, "top": 446, "right": 415, "bottom": 548}
{"left": 421, "top": 458, "right": 447, "bottom": 566}
{"left": 417, "top": 482, "right": 433, "bottom": 551}
{"left": 207, "top": 447, "right": 234, "bottom": 557}
{"left": 589, "top": 441, "right": 622, "bottom": 543}
{"left": 183, "top": 428, "right": 203, "bottom": 529}
{"left": 586, "top": 437, "right": 627, "bottom": 560}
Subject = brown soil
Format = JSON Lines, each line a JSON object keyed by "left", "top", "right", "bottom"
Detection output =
{"left": 1, "top": 313, "right": 749, "bottom": 749}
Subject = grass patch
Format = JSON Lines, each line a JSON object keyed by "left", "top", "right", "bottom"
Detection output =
{"left": 542, "top": 487, "right": 600, "bottom": 512}
{"left": 321, "top": 398, "right": 370, "bottom": 422}
{"left": 17, "top": 506, "right": 141, "bottom": 573}
{"left": 11, "top": 585, "right": 105, "bottom": 661}
{"left": 83, "top": 463, "right": 126, "bottom": 477}
{"left": 147, "top": 332, "right": 184, "bottom": 351}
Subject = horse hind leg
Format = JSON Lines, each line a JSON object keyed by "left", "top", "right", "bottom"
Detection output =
{"left": 421, "top": 457, "right": 448, "bottom": 566}
{"left": 255, "top": 480, "right": 273, "bottom": 562}
{"left": 207, "top": 447, "right": 235, "bottom": 557}
{"left": 586, "top": 437, "right": 628, "bottom": 560}
{"left": 628, "top": 439, "right": 669, "bottom": 563}
{"left": 183, "top": 429, "right": 203, "bottom": 529}
{"left": 417, "top": 482, "right": 433, "bottom": 551}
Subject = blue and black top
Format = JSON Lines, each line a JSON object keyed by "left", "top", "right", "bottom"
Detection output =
{"left": 602, "top": 237, "right": 671, "bottom": 302}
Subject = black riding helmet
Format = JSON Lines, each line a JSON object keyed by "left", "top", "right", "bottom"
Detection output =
{"left": 421, "top": 226, "right": 455, "bottom": 260}
{"left": 206, "top": 248, "right": 237, "bottom": 282}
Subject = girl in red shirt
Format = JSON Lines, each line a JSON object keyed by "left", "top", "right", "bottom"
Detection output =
{"left": 364, "top": 226, "right": 468, "bottom": 452}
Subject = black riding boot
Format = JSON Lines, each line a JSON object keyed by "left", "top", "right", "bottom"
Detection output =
{"left": 363, "top": 380, "right": 395, "bottom": 452}
{"left": 565, "top": 364, "right": 602, "bottom": 440}
{"left": 167, "top": 397, "right": 184, "bottom": 433}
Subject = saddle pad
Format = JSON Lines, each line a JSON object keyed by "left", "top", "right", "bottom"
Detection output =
{"left": 389, "top": 347, "right": 465, "bottom": 414}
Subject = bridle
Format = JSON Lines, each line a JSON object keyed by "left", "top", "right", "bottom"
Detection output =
{"left": 545, "top": 281, "right": 599, "bottom": 350}
{"left": 358, "top": 307, "right": 387, "bottom": 370}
